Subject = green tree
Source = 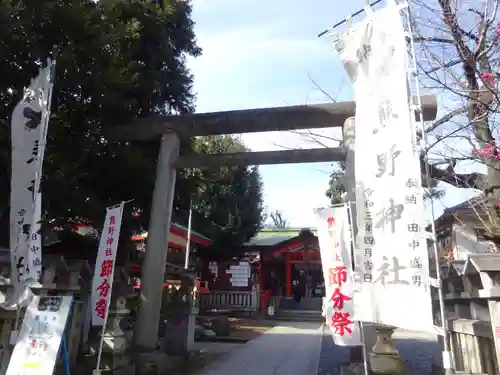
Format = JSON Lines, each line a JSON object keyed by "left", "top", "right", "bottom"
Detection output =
{"left": 326, "top": 163, "right": 346, "bottom": 205}
{"left": 0, "top": 0, "right": 200, "bottom": 245}
{"left": 326, "top": 164, "right": 444, "bottom": 205}
{"left": 182, "top": 135, "right": 265, "bottom": 258}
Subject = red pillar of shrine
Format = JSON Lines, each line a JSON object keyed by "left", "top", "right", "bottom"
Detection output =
{"left": 285, "top": 253, "right": 292, "bottom": 297}
{"left": 259, "top": 251, "right": 264, "bottom": 288}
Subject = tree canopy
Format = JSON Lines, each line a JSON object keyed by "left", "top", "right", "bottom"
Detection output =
{"left": 184, "top": 135, "right": 266, "bottom": 258}
{"left": 326, "top": 163, "right": 346, "bottom": 206}
{"left": 0, "top": 0, "right": 265, "bottom": 256}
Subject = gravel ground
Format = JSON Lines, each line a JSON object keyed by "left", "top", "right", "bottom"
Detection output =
{"left": 317, "top": 326, "right": 443, "bottom": 375}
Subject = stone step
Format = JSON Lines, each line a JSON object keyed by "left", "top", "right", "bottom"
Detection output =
{"left": 275, "top": 309, "right": 324, "bottom": 322}
{"left": 279, "top": 297, "right": 323, "bottom": 311}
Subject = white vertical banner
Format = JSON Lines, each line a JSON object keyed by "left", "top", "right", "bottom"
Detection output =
{"left": 331, "top": 3, "right": 433, "bottom": 333}
{"left": 91, "top": 203, "right": 124, "bottom": 326}
{"left": 314, "top": 205, "right": 362, "bottom": 346}
{"left": 9, "top": 57, "right": 55, "bottom": 298}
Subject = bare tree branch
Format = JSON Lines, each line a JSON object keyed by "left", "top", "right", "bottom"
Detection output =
{"left": 424, "top": 159, "right": 486, "bottom": 190}
{"left": 421, "top": 106, "right": 468, "bottom": 136}
{"left": 413, "top": 36, "right": 456, "bottom": 44}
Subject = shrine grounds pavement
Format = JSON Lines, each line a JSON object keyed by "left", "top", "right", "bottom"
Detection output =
{"left": 317, "top": 325, "right": 443, "bottom": 375}
{"left": 196, "top": 322, "right": 322, "bottom": 375}
{"left": 197, "top": 322, "right": 443, "bottom": 375}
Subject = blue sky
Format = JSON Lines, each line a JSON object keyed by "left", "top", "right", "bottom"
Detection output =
{"left": 187, "top": 0, "right": 479, "bottom": 227}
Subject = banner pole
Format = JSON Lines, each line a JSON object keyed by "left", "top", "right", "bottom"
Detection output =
{"left": 94, "top": 303, "right": 109, "bottom": 373}
{"left": 184, "top": 198, "right": 193, "bottom": 269}
{"left": 347, "top": 201, "right": 370, "bottom": 375}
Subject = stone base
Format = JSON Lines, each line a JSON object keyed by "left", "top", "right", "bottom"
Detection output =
{"left": 369, "top": 353, "right": 405, "bottom": 375}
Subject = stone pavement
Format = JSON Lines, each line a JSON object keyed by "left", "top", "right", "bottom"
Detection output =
{"left": 196, "top": 323, "right": 443, "bottom": 375}
{"left": 197, "top": 322, "right": 323, "bottom": 375}
{"left": 317, "top": 325, "right": 443, "bottom": 375}
{"left": 393, "top": 329, "right": 442, "bottom": 375}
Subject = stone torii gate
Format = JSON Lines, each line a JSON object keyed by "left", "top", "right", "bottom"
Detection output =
{"left": 112, "top": 95, "right": 438, "bottom": 351}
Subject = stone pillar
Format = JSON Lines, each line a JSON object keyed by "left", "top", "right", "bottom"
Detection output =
{"left": 135, "top": 133, "right": 179, "bottom": 351}
{"left": 370, "top": 326, "right": 405, "bottom": 374}
{"left": 42, "top": 262, "right": 57, "bottom": 288}
{"left": 101, "top": 293, "right": 134, "bottom": 375}
{"left": 342, "top": 118, "right": 404, "bottom": 374}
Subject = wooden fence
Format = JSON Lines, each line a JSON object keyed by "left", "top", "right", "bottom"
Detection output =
{"left": 447, "top": 319, "right": 498, "bottom": 375}
{"left": 199, "top": 289, "right": 259, "bottom": 313}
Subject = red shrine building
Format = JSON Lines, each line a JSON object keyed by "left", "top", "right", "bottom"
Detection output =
{"left": 247, "top": 228, "right": 324, "bottom": 298}
{"left": 194, "top": 227, "right": 325, "bottom": 314}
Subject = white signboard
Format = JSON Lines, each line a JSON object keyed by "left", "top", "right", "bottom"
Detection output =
{"left": 332, "top": 4, "right": 433, "bottom": 333}
{"left": 10, "top": 60, "right": 54, "bottom": 286}
{"left": 314, "top": 205, "right": 362, "bottom": 346}
{"left": 91, "top": 203, "right": 124, "bottom": 326}
{"left": 6, "top": 295, "right": 72, "bottom": 375}
{"left": 226, "top": 261, "right": 251, "bottom": 287}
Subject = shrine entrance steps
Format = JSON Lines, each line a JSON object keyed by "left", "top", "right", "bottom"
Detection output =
{"left": 275, "top": 308, "right": 323, "bottom": 322}
{"left": 275, "top": 298, "right": 323, "bottom": 322}
{"left": 279, "top": 297, "right": 322, "bottom": 310}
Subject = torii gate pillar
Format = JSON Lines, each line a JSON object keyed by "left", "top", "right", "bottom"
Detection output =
{"left": 134, "top": 133, "right": 179, "bottom": 351}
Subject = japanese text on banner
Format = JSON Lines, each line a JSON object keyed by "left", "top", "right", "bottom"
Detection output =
{"left": 91, "top": 204, "right": 124, "bottom": 326}
{"left": 314, "top": 205, "right": 361, "bottom": 346}
{"left": 10, "top": 60, "right": 54, "bottom": 286}
{"left": 332, "top": 3, "right": 433, "bottom": 333}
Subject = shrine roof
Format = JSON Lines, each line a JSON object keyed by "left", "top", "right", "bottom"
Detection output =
{"left": 244, "top": 228, "right": 318, "bottom": 248}
{"left": 464, "top": 253, "right": 500, "bottom": 274}
{"left": 431, "top": 195, "right": 484, "bottom": 231}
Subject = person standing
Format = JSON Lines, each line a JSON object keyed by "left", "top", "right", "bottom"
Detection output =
{"left": 292, "top": 270, "right": 305, "bottom": 309}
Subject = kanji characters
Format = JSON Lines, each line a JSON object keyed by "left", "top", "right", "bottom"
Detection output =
{"left": 327, "top": 216, "right": 335, "bottom": 228}
{"left": 97, "top": 278, "right": 111, "bottom": 298}
{"left": 95, "top": 298, "right": 107, "bottom": 319}
{"left": 356, "top": 44, "right": 371, "bottom": 63}
{"left": 105, "top": 247, "right": 113, "bottom": 257}
{"left": 331, "top": 312, "right": 353, "bottom": 336}
{"left": 330, "top": 288, "right": 352, "bottom": 310}
{"left": 407, "top": 223, "right": 420, "bottom": 232}
{"left": 374, "top": 198, "right": 404, "bottom": 233}
{"left": 375, "top": 145, "right": 401, "bottom": 177}
{"left": 100, "top": 260, "right": 114, "bottom": 277}
{"left": 328, "top": 266, "right": 347, "bottom": 288}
